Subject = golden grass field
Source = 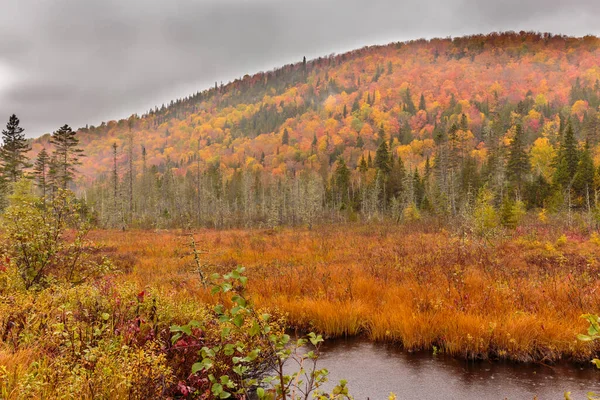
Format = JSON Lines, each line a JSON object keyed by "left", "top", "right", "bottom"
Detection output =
{"left": 90, "top": 223, "right": 600, "bottom": 363}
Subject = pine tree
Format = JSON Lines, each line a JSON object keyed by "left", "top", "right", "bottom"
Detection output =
{"left": 358, "top": 155, "right": 368, "bottom": 173}
{"left": 47, "top": 155, "right": 59, "bottom": 200}
{"left": 419, "top": 93, "right": 426, "bottom": 111}
{"left": 50, "top": 124, "right": 83, "bottom": 189}
{"left": 282, "top": 128, "right": 289, "bottom": 145}
{"left": 0, "top": 114, "right": 31, "bottom": 183}
{"left": 302, "top": 56, "right": 307, "bottom": 76}
{"left": 573, "top": 143, "right": 595, "bottom": 206}
{"left": 374, "top": 141, "right": 391, "bottom": 174}
{"left": 404, "top": 88, "right": 416, "bottom": 114}
{"left": 378, "top": 124, "right": 386, "bottom": 144}
{"left": 334, "top": 157, "right": 351, "bottom": 205}
{"left": 506, "top": 124, "right": 530, "bottom": 193}
{"left": 356, "top": 134, "right": 364, "bottom": 148}
{"left": 460, "top": 113, "right": 469, "bottom": 131}
{"left": 413, "top": 169, "right": 425, "bottom": 206}
{"left": 500, "top": 196, "right": 519, "bottom": 229}
{"left": 33, "top": 148, "right": 49, "bottom": 199}
{"left": 388, "top": 154, "right": 406, "bottom": 199}
{"left": 367, "top": 152, "right": 373, "bottom": 169}
{"left": 553, "top": 122, "right": 579, "bottom": 188}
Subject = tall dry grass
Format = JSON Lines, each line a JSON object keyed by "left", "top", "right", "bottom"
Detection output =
{"left": 89, "top": 223, "right": 600, "bottom": 363}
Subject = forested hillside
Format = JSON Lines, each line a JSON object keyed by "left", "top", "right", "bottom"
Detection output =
{"left": 31, "top": 31, "right": 600, "bottom": 228}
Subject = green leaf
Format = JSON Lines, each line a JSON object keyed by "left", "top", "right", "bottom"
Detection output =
{"left": 191, "top": 362, "right": 203, "bottom": 374}
{"left": 245, "top": 349, "right": 259, "bottom": 361}
{"left": 224, "top": 344, "right": 235, "bottom": 356}
{"left": 170, "top": 324, "right": 191, "bottom": 336}
{"left": 249, "top": 321, "right": 260, "bottom": 336}
{"left": 214, "top": 304, "right": 225, "bottom": 315}
{"left": 221, "top": 327, "right": 231, "bottom": 338}
{"left": 170, "top": 332, "right": 181, "bottom": 344}
{"left": 201, "top": 358, "right": 214, "bottom": 370}
{"left": 233, "top": 314, "right": 244, "bottom": 328}
{"left": 222, "top": 283, "right": 233, "bottom": 292}
{"left": 232, "top": 295, "right": 247, "bottom": 307}
{"left": 212, "top": 383, "right": 223, "bottom": 396}
{"left": 219, "top": 314, "right": 230, "bottom": 323}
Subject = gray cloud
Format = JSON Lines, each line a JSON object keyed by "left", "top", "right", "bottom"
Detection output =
{"left": 0, "top": 0, "right": 598, "bottom": 137}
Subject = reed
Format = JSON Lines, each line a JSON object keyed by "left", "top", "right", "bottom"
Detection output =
{"left": 90, "top": 223, "right": 600, "bottom": 363}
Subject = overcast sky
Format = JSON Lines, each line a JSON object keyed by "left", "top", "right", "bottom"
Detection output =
{"left": 1, "top": 0, "right": 599, "bottom": 138}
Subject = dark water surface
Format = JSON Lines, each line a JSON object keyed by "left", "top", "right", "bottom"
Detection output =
{"left": 295, "top": 337, "right": 600, "bottom": 400}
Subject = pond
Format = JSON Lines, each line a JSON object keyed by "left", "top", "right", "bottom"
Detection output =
{"left": 289, "top": 337, "right": 600, "bottom": 400}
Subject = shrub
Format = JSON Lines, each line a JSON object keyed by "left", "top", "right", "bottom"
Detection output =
{"left": 473, "top": 185, "right": 498, "bottom": 235}
{"left": 1, "top": 181, "right": 107, "bottom": 289}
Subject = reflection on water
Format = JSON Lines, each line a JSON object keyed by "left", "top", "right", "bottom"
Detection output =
{"left": 292, "top": 337, "right": 600, "bottom": 400}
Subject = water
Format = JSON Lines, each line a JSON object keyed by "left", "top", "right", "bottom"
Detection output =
{"left": 291, "top": 337, "right": 600, "bottom": 400}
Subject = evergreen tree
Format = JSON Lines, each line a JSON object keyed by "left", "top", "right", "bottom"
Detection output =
{"left": 460, "top": 113, "right": 469, "bottom": 131}
{"left": 377, "top": 124, "right": 386, "bottom": 144}
{"left": 367, "top": 152, "right": 373, "bottom": 169}
{"left": 388, "top": 154, "right": 406, "bottom": 199}
{"left": 413, "top": 169, "right": 425, "bottom": 206}
{"left": 334, "top": 157, "right": 351, "bottom": 205}
{"left": 424, "top": 156, "right": 432, "bottom": 179}
{"left": 553, "top": 122, "right": 579, "bottom": 188}
{"left": 573, "top": 143, "right": 595, "bottom": 206}
{"left": 358, "top": 155, "right": 368, "bottom": 173}
{"left": 0, "top": 114, "right": 31, "bottom": 182}
{"left": 50, "top": 124, "right": 84, "bottom": 190}
{"left": 33, "top": 148, "right": 49, "bottom": 198}
{"left": 374, "top": 141, "right": 391, "bottom": 174}
{"left": 500, "top": 196, "right": 520, "bottom": 229}
{"left": 506, "top": 124, "right": 530, "bottom": 193}
{"left": 356, "top": 134, "right": 364, "bottom": 148}
{"left": 282, "top": 128, "right": 289, "bottom": 145}
{"left": 302, "top": 56, "right": 307, "bottom": 76}
{"left": 525, "top": 174, "right": 552, "bottom": 209}
{"left": 47, "top": 155, "right": 59, "bottom": 199}
{"left": 404, "top": 88, "right": 417, "bottom": 114}
{"left": 419, "top": 93, "right": 426, "bottom": 111}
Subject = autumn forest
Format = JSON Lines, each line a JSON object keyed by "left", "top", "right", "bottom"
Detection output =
{"left": 3, "top": 31, "right": 600, "bottom": 399}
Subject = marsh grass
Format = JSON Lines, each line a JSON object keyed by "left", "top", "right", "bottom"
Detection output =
{"left": 88, "top": 223, "right": 600, "bottom": 364}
